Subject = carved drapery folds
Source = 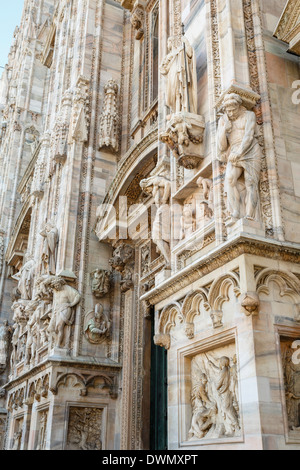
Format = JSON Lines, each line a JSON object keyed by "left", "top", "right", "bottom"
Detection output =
{"left": 189, "top": 345, "right": 241, "bottom": 441}
{"left": 40, "top": 222, "right": 59, "bottom": 275}
{"left": 99, "top": 79, "right": 120, "bottom": 153}
{"left": 140, "top": 159, "right": 171, "bottom": 267}
{"left": 109, "top": 243, "right": 134, "bottom": 293}
{"left": 159, "top": 34, "right": 206, "bottom": 169}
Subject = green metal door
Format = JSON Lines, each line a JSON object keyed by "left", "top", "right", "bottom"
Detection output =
{"left": 150, "top": 316, "right": 168, "bottom": 450}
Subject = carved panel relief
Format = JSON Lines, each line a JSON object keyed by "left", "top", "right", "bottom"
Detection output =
{"left": 65, "top": 407, "right": 103, "bottom": 451}
{"left": 281, "top": 338, "right": 300, "bottom": 438}
{"left": 188, "top": 343, "right": 241, "bottom": 442}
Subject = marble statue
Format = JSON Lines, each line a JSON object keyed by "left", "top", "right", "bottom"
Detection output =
{"left": 140, "top": 174, "right": 171, "bottom": 267}
{"left": 16, "top": 253, "right": 35, "bottom": 300}
{"left": 47, "top": 276, "right": 81, "bottom": 348}
{"left": 40, "top": 222, "right": 59, "bottom": 275}
{"left": 90, "top": 269, "right": 111, "bottom": 298}
{"left": 217, "top": 93, "right": 262, "bottom": 221}
{"left": 160, "top": 35, "right": 197, "bottom": 114}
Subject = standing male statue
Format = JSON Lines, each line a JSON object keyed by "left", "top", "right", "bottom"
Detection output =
{"left": 160, "top": 35, "right": 197, "bottom": 115}
{"left": 140, "top": 173, "right": 171, "bottom": 267}
{"left": 47, "top": 276, "right": 81, "bottom": 348}
{"left": 40, "top": 222, "right": 59, "bottom": 275}
{"left": 217, "top": 93, "right": 262, "bottom": 221}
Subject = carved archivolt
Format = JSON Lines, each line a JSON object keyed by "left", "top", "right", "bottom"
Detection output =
{"left": 256, "top": 269, "right": 300, "bottom": 322}
{"left": 51, "top": 372, "right": 118, "bottom": 399}
{"left": 155, "top": 273, "right": 241, "bottom": 349}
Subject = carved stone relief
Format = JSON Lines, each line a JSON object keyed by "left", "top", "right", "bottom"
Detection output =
{"left": 66, "top": 407, "right": 103, "bottom": 451}
{"left": 90, "top": 269, "right": 111, "bottom": 298}
{"left": 130, "top": 2, "right": 145, "bottom": 40}
{"left": 281, "top": 339, "right": 300, "bottom": 434}
{"left": 159, "top": 34, "right": 205, "bottom": 169}
{"left": 36, "top": 409, "right": 48, "bottom": 450}
{"left": 0, "top": 321, "right": 12, "bottom": 373}
{"left": 84, "top": 304, "right": 111, "bottom": 345}
{"left": 188, "top": 344, "right": 240, "bottom": 441}
{"left": 140, "top": 160, "right": 171, "bottom": 267}
{"left": 109, "top": 244, "right": 135, "bottom": 293}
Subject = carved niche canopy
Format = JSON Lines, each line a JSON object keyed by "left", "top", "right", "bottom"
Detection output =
{"left": 274, "top": 0, "right": 300, "bottom": 55}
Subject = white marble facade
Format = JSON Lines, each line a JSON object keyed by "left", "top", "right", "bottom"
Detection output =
{"left": 0, "top": 0, "right": 299, "bottom": 451}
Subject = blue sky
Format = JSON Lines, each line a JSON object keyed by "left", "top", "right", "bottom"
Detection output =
{"left": 0, "top": 1, "right": 24, "bottom": 69}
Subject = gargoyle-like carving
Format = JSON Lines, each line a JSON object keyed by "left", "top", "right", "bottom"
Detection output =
{"left": 84, "top": 304, "right": 111, "bottom": 344}
{"left": 109, "top": 244, "right": 134, "bottom": 293}
{"left": 99, "top": 79, "right": 120, "bottom": 152}
{"left": 90, "top": 269, "right": 111, "bottom": 298}
{"left": 217, "top": 93, "right": 262, "bottom": 222}
{"left": 240, "top": 292, "right": 260, "bottom": 316}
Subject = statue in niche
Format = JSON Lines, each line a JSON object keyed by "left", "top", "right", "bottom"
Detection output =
{"left": 0, "top": 320, "right": 12, "bottom": 371}
{"left": 217, "top": 93, "right": 262, "bottom": 221}
{"left": 189, "top": 349, "right": 240, "bottom": 441}
{"left": 160, "top": 35, "right": 197, "bottom": 114}
{"left": 197, "top": 177, "right": 214, "bottom": 222}
{"left": 15, "top": 253, "right": 35, "bottom": 300}
{"left": 47, "top": 276, "right": 81, "bottom": 348}
{"left": 180, "top": 203, "right": 196, "bottom": 240}
{"left": 140, "top": 173, "right": 171, "bottom": 267}
{"left": 12, "top": 430, "right": 22, "bottom": 450}
{"left": 90, "top": 269, "right": 111, "bottom": 298}
{"left": 85, "top": 304, "right": 111, "bottom": 345}
{"left": 40, "top": 222, "right": 59, "bottom": 275}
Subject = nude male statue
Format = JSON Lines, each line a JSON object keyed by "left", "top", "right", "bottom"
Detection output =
{"left": 217, "top": 93, "right": 262, "bottom": 221}
{"left": 47, "top": 276, "right": 81, "bottom": 348}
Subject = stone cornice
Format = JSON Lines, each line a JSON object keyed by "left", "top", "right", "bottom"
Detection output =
{"left": 274, "top": 0, "right": 300, "bottom": 55}
{"left": 140, "top": 234, "right": 300, "bottom": 306}
{"left": 3, "top": 357, "right": 122, "bottom": 391}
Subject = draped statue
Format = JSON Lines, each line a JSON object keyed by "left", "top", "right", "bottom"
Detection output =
{"left": 160, "top": 35, "right": 197, "bottom": 115}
